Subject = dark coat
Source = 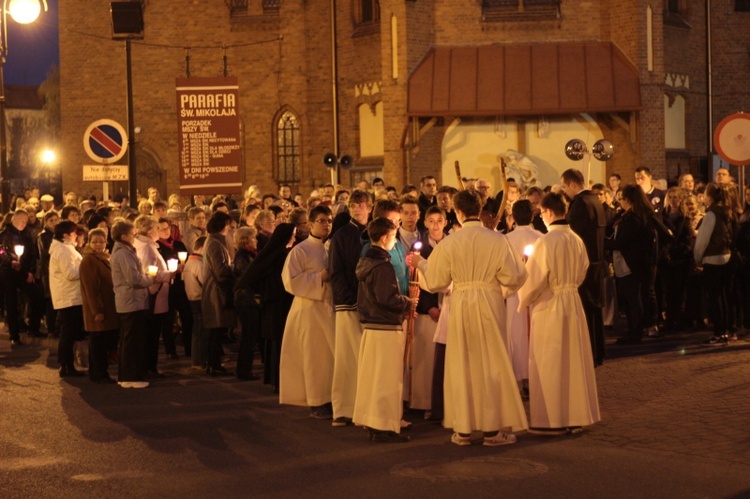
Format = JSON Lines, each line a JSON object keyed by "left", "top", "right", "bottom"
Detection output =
{"left": 567, "top": 189, "right": 606, "bottom": 307}
{"left": 329, "top": 218, "right": 367, "bottom": 310}
{"left": 415, "top": 234, "right": 439, "bottom": 315}
{"left": 79, "top": 247, "right": 118, "bottom": 332}
{"left": 356, "top": 246, "right": 411, "bottom": 327}
{"left": 235, "top": 223, "right": 295, "bottom": 341}
{"left": 202, "top": 233, "right": 235, "bottom": 329}
{"left": 605, "top": 211, "right": 657, "bottom": 277}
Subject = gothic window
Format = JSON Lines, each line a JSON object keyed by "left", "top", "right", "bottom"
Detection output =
{"left": 664, "top": 93, "right": 686, "bottom": 150}
{"left": 275, "top": 110, "right": 300, "bottom": 183}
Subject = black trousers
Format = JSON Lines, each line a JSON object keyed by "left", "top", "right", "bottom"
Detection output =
{"left": 207, "top": 327, "right": 225, "bottom": 370}
{"left": 703, "top": 263, "right": 730, "bottom": 336}
{"left": 147, "top": 312, "right": 168, "bottom": 372}
{"left": 89, "top": 329, "right": 119, "bottom": 381}
{"left": 172, "top": 291, "right": 193, "bottom": 357}
{"left": 430, "top": 343, "right": 446, "bottom": 419}
{"left": 663, "top": 261, "right": 690, "bottom": 328}
{"left": 57, "top": 306, "right": 83, "bottom": 369}
{"left": 2, "top": 274, "right": 43, "bottom": 338}
{"left": 118, "top": 310, "right": 149, "bottom": 382}
{"left": 236, "top": 305, "right": 260, "bottom": 378}
{"left": 581, "top": 300, "right": 605, "bottom": 366}
{"left": 617, "top": 273, "right": 645, "bottom": 342}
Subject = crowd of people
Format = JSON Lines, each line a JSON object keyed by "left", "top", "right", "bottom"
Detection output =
{"left": 1, "top": 165, "right": 748, "bottom": 444}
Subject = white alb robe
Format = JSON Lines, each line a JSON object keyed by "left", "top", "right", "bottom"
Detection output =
{"left": 403, "top": 314, "right": 436, "bottom": 409}
{"left": 331, "top": 310, "right": 362, "bottom": 419}
{"left": 279, "top": 237, "right": 335, "bottom": 407}
{"left": 517, "top": 224, "right": 601, "bottom": 428}
{"left": 505, "top": 225, "right": 543, "bottom": 381}
{"left": 417, "top": 221, "right": 529, "bottom": 434}
{"left": 352, "top": 327, "right": 405, "bottom": 433}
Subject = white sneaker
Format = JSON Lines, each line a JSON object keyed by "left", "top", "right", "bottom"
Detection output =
{"left": 483, "top": 432, "right": 517, "bottom": 447}
{"left": 118, "top": 381, "right": 149, "bottom": 389}
{"left": 451, "top": 432, "right": 472, "bottom": 446}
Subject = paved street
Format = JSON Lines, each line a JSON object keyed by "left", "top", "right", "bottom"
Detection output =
{"left": 2, "top": 324, "right": 750, "bottom": 498}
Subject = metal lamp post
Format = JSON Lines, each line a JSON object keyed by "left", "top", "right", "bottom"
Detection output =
{"left": 0, "top": 0, "right": 48, "bottom": 213}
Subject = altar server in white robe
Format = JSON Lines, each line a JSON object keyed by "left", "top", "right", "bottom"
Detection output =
{"left": 504, "top": 200, "right": 543, "bottom": 388}
{"left": 404, "top": 206, "right": 447, "bottom": 410}
{"left": 517, "top": 192, "right": 601, "bottom": 433}
{"left": 280, "top": 206, "right": 336, "bottom": 419}
{"left": 412, "top": 190, "right": 529, "bottom": 447}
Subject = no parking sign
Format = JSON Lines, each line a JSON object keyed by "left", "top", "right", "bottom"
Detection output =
{"left": 83, "top": 119, "right": 128, "bottom": 165}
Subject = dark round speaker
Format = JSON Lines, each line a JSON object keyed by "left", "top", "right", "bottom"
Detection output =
{"left": 339, "top": 155, "right": 353, "bottom": 169}
{"left": 323, "top": 153, "right": 338, "bottom": 168}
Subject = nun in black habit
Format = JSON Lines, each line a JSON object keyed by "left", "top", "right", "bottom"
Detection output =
{"left": 235, "top": 223, "right": 296, "bottom": 393}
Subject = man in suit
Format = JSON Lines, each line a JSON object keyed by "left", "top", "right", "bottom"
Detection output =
{"left": 561, "top": 169, "right": 606, "bottom": 367}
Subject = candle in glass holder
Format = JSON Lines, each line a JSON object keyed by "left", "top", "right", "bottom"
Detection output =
{"left": 167, "top": 259, "right": 178, "bottom": 272}
{"left": 147, "top": 265, "right": 158, "bottom": 276}
{"left": 177, "top": 251, "right": 188, "bottom": 264}
{"left": 14, "top": 245, "right": 25, "bottom": 258}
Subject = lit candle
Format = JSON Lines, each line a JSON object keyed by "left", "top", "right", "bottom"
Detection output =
{"left": 14, "top": 245, "right": 25, "bottom": 258}
{"left": 523, "top": 244, "right": 534, "bottom": 258}
{"left": 177, "top": 251, "right": 188, "bottom": 264}
{"left": 167, "top": 259, "right": 178, "bottom": 272}
{"left": 147, "top": 265, "right": 158, "bottom": 276}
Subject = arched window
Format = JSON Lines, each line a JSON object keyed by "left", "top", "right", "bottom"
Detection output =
{"left": 361, "top": 0, "right": 380, "bottom": 24}
{"left": 275, "top": 110, "right": 301, "bottom": 183}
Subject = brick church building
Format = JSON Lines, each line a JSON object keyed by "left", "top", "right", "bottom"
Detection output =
{"left": 58, "top": 0, "right": 750, "bottom": 200}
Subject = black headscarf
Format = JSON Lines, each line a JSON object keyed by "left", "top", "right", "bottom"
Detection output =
{"left": 235, "top": 223, "right": 295, "bottom": 292}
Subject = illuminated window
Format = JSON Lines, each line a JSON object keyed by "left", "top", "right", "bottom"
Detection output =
{"left": 275, "top": 111, "right": 300, "bottom": 183}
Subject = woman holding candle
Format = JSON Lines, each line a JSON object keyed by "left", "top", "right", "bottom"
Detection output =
{"left": 133, "top": 215, "right": 174, "bottom": 377}
{"left": 157, "top": 217, "right": 192, "bottom": 359}
{"left": 49, "top": 220, "right": 85, "bottom": 377}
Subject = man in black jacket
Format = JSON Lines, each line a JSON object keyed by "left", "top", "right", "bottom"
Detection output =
{"left": 328, "top": 189, "right": 372, "bottom": 427}
{"left": 561, "top": 169, "right": 606, "bottom": 367}
{"left": 0, "top": 210, "right": 44, "bottom": 344}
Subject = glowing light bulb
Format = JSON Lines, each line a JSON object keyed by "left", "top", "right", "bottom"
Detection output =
{"left": 8, "top": 0, "right": 43, "bottom": 24}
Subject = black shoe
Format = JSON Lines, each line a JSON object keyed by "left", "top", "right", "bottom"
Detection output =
{"left": 703, "top": 335, "right": 728, "bottom": 346}
{"left": 370, "top": 429, "right": 410, "bottom": 443}
{"left": 10, "top": 337, "right": 24, "bottom": 346}
{"left": 91, "top": 376, "right": 117, "bottom": 384}
{"left": 615, "top": 337, "right": 641, "bottom": 345}
{"left": 148, "top": 370, "right": 166, "bottom": 379}
{"left": 206, "top": 366, "right": 233, "bottom": 377}
{"left": 59, "top": 366, "right": 85, "bottom": 378}
{"left": 28, "top": 331, "right": 48, "bottom": 338}
{"left": 166, "top": 353, "right": 179, "bottom": 360}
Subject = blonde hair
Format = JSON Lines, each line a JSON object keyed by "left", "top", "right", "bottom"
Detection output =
{"left": 134, "top": 215, "right": 157, "bottom": 235}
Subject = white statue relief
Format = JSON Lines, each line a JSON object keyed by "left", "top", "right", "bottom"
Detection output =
{"left": 499, "top": 149, "right": 540, "bottom": 190}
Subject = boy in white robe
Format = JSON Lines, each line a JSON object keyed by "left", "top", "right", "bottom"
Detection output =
{"left": 279, "top": 206, "right": 336, "bottom": 419}
{"left": 412, "top": 190, "right": 529, "bottom": 447}
{"left": 504, "top": 200, "right": 543, "bottom": 396}
{"left": 405, "top": 206, "right": 446, "bottom": 411}
{"left": 353, "top": 218, "right": 414, "bottom": 443}
{"left": 517, "top": 193, "right": 601, "bottom": 434}
{"left": 329, "top": 190, "right": 372, "bottom": 426}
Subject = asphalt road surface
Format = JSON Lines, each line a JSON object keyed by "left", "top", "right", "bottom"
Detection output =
{"left": 2, "top": 327, "right": 750, "bottom": 498}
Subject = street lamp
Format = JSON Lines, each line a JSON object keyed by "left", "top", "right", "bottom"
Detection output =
{"left": 40, "top": 147, "right": 55, "bottom": 194}
{"left": 0, "top": 0, "right": 48, "bottom": 213}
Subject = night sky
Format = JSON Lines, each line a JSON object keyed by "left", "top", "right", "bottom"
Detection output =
{"left": 4, "top": 0, "right": 59, "bottom": 86}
